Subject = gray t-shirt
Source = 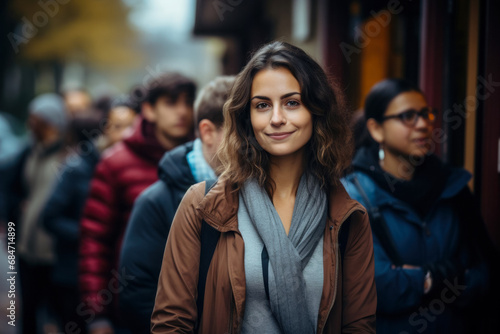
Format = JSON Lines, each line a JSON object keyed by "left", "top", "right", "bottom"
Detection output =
{"left": 239, "top": 214, "right": 324, "bottom": 333}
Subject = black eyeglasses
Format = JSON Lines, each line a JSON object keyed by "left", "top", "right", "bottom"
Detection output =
{"left": 381, "top": 107, "right": 437, "bottom": 127}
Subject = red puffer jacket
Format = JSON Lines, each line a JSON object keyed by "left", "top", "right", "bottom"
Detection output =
{"left": 79, "top": 117, "right": 167, "bottom": 324}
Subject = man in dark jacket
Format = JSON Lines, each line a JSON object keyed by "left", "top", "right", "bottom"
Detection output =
{"left": 79, "top": 73, "right": 196, "bottom": 334}
{"left": 118, "top": 76, "right": 234, "bottom": 334}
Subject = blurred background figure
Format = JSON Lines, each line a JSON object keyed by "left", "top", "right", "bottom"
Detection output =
{"left": 119, "top": 75, "right": 234, "bottom": 334}
{"left": 0, "top": 112, "right": 26, "bottom": 164}
{"left": 79, "top": 72, "right": 195, "bottom": 334}
{"left": 92, "top": 94, "right": 114, "bottom": 119}
{"left": 3, "top": 93, "right": 68, "bottom": 334}
{"left": 41, "top": 110, "right": 102, "bottom": 334}
{"left": 62, "top": 88, "right": 93, "bottom": 118}
{"left": 97, "top": 97, "right": 139, "bottom": 152}
{"left": 0, "top": 112, "right": 26, "bottom": 226}
{"left": 342, "top": 78, "right": 495, "bottom": 334}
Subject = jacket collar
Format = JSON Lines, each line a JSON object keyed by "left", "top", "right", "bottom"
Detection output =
{"left": 123, "top": 116, "right": 167, "bottom": 164}
{"left": 157, "top": 141, "right": 195, "bottom": 189}
{"left": 197, "top": 177, "right": 365, "bottom": 232}
{"left": 327, "top": 182, "right": 365, "bottom": 228}
{"left": 349, "top": 167, "right": 471, "bottom": 209}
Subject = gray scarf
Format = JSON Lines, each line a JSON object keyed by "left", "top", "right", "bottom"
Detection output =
{"left": 239, "top": 173, "right": 327, "bottom": 334}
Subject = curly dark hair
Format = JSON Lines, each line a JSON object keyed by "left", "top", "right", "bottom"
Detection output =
{"left": 218, "top": 41, "right": 353, "bottom": 194}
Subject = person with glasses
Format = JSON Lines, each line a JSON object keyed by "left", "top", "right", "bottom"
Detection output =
{"left": 342, "top": 78, "right": 492, "bottom": 333}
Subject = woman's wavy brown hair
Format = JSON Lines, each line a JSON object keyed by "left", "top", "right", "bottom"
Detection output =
{"left": 217, "top": 41, "right": 353, "bottom": 193}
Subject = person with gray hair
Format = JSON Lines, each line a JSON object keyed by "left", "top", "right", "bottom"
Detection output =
{"left": 3, "top": 93, "right": 68, "bottom": 334}
{"left": 118, "top": 76, "right": 235, "bottom": 334}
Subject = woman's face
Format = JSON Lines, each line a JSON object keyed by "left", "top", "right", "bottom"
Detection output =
{"left": 250, "top": 67, "right": 313, "bottom": 160}
{"left": 379, "top": 91, "right": 434, "bottom": 159}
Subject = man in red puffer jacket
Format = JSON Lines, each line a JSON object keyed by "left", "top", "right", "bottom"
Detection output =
{"left": 78, "top": 73, "right": 196, "bottom": 334}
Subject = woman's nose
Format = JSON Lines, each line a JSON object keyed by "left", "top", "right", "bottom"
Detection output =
{"left": 270, "top": 105, "right": 286, "bottom": 126}
{"left": 414, "top": 111, "right": 433, "bottom": 130}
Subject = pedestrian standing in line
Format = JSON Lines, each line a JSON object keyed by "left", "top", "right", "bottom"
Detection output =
{"left": 119, "top": 76, "right": 235, "bottom": 334}
{"left": 5, "top": 93, "right": 68, "bottom": 334}
{"left": 342, "top": 78, "right": 492, "bottom": 333}
{"left": 42, "top": 111, "right": 102, "bottom": 334}
{"left": 79, "top": 73, "right": 196, "bottom": 334}
{"left": 151, "top": 41, "right": 376, "bottom": 334}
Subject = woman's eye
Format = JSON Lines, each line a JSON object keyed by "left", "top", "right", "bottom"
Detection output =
{"left": 400, "top": 110, "right": 416, "bottom": 121}
{"left": 286, "top": 100, "right": 300, "bottom": 107}
{"left": 255, "top": 102, "right": 270, "bottom": 109}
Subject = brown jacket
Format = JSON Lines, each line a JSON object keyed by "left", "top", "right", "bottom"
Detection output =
{"left": 151, "top": 179, "right": 377, "bottom": 333}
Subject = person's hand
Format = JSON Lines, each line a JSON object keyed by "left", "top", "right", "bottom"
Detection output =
{"left": 401, "top": 264, "right": 420, "bottom": 270}
{"left": 391, "top": 264, "right": 420, "bottom": 270}
{"left": 89, "top": 326, "right": 114, "bottom": 334}
{"left": 423, "top": 259, "right": 465, "bottom": 297}
{"left": 424, "top": 270, "right": 432, "bottom": 294}
{"left": 392, "top": 264, "right": 432, "bottom": 294}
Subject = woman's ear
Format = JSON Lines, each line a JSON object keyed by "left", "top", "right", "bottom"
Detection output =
{"left": 366, "top": 118, "right": 384, "bottom": 144}
{"left": 142, "top": 102, "right": 156, "bottom": 122}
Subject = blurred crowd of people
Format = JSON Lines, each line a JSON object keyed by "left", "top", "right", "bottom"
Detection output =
{"left": 0, "top": 41, "right": 497, "bottom": 334}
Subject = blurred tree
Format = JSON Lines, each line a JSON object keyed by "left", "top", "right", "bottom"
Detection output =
{"left": 8, "top": 0, "right": 144, "bottom": 67}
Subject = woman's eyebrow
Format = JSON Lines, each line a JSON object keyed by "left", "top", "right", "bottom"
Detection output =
{"left": 250, "top": 92, "right": 301, "bottom": 101}
{"left": 281, "top": 92, "right": 300, "bottom": 99}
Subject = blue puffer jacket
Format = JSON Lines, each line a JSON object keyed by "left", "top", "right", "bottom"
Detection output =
{"left": 341, "top": 149, "right": 489, "bottom": 334}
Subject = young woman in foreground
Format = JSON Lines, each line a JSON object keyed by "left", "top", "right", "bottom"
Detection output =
{"left": 151, "top": 41, "right": 377, "bottom": 334}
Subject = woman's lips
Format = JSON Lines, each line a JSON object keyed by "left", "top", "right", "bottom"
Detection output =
{"left": 413, "top": 137, "right": 430, "bottom": 145}
{"left": 267, "top": 131, "right": 295, "bottom": 140}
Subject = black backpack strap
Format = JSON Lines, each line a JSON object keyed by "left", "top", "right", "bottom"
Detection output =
{"left": 196, "top": 180, "right": 220, "bottom": 329}
{"left": 352, "top": 175, "right": 404, "bottom": 267}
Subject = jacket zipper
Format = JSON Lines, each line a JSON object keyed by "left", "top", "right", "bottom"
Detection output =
{"left": 318, "top": 206, "right": 361, "bottom": 333}
{"left": 228, "top": 293, "right": 235, "bottom": 333}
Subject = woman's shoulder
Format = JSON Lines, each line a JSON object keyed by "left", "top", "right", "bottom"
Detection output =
{"left": 182, "top": 181, "right": 211, "bottom": 206}
{"left": 341, "top": 171, "right": 379, "bottom": 199}
{"left": 169, "top": 182, "right": 212, "bottom": 231}
{"left": 196, "top": 177, "right": 239, "bottom": 228}
{"left": 181, "top": 179, "right": 236, "bottom": 213}
{"left": 342, "top": 169, "right": 377, "bottom": 184}
{"left": 440, "top": 166, "right": 471, "bottom": 199}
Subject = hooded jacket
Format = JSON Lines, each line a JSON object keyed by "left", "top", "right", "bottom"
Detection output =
{"left": 79, "top": 117, "right": 167, "bottom": 323}
{"left": 151, "top": 178, "right": 377, "bottom": 333}
{"left": 119, "top": 141, "right": 197, "bottom": 334}
{"left": 341, "top": 147, "right": 490, "bottom": 333}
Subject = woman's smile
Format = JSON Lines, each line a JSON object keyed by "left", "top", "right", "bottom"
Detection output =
{"left": 266, "top": 130, "right": 296, "bottom": 140}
